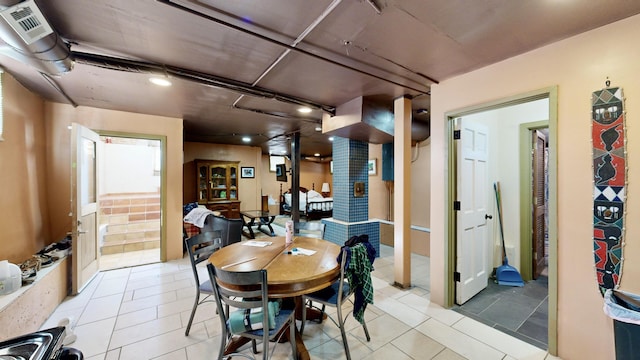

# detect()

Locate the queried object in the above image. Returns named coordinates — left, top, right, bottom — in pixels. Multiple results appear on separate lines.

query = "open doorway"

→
left=448, top=90, right=557, bottom=351
left=97, top=135, right=163, bottom=270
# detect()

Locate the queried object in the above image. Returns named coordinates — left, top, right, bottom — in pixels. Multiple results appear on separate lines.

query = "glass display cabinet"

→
left=195, top=159, right=240, bottom=218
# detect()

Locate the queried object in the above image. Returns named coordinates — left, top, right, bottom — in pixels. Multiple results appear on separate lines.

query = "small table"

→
left=239, top=210, right=276, bottom=239
left=209, top=236, right=340, bottom=360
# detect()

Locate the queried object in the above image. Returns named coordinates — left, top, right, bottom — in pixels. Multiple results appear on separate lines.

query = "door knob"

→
left=485, top=214, right=493, bottom=220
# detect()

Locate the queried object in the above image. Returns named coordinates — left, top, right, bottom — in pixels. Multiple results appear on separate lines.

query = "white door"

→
left=71, top=123, right=100, bottom=294
left=455, top=119, right=490, bottom=305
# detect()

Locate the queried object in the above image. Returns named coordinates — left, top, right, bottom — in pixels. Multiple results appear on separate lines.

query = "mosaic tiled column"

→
left=322, top=137, right=379, bottom=255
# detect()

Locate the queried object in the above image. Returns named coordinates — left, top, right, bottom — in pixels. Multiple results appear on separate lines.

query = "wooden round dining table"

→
left=208, top=236, right=341, bottom=360
left=208, top=236, right=341, bottom=297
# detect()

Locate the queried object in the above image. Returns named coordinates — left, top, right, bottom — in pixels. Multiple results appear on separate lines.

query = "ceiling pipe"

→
left=40, top=72, right=77, bottom=107
left=71, top=51, right=335, bottom=114
left=156, top=0, right=436, bottom=93
left=232, top=0, right=342, bottom=109
left=0, top=0, right=72, bottom=74
left=365, top=0, right=382, bottom=14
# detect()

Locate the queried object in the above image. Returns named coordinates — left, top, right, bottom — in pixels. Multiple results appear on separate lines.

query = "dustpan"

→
left=493, top=182, right=524, bottom=287
left=496, top=261, right=525, bottom=287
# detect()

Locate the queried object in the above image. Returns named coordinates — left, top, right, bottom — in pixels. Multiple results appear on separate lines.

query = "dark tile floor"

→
left=453, top=275, right=549, bottom=350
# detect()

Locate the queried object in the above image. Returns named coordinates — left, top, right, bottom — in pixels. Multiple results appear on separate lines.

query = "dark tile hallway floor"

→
left=453, top=275, right=549, bottom=350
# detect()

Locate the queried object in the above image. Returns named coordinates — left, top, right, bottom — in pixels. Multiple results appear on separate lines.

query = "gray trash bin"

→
left=604, top=289, right=640, bottom=360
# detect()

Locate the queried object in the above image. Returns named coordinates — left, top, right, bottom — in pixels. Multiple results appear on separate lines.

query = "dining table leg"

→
left=295, top=296, right=327, bottom=322
left=223, top=336, right=251, bottom=355
left=292, top=325, right=308, bottom=360
left=286, top=296, right=329, bottom=360
left=225, top=297, right=319, bottom=360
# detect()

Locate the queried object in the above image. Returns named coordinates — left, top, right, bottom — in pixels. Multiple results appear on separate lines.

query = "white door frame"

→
left=445, top=86, right=558, bottom=354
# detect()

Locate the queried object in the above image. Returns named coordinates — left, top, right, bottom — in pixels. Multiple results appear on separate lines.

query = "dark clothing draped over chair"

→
left=301, top=235, right=373, bottom=360
left=337, top=234, right=376, bottom=324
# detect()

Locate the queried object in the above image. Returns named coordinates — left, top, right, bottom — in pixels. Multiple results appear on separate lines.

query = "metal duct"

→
left=323, top=95, right=430, bottom=144
left=0, top=0, right=72, bottom=74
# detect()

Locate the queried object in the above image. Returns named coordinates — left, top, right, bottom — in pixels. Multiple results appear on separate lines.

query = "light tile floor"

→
left=41, top=244, right=560, bottom=360
left=100, top=249, right=161, bottom=271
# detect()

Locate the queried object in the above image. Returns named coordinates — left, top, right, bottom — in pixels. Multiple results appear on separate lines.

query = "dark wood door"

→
left=532, top=130, right=547, bottom=279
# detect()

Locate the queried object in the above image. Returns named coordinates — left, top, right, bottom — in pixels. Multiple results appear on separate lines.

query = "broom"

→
left=494, top=182, right=524, bottom=287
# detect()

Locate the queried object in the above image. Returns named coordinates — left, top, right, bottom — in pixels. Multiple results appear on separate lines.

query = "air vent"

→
left=0, top=0, right=53, bottom=45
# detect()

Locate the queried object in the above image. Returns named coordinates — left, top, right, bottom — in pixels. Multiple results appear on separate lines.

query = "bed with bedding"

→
left=279, top=184, right=333, bottom=220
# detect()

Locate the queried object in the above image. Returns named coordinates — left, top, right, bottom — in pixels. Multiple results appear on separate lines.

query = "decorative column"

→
left=393, top=96, right=412, bottom=288
left=322, top=137, right=380, bottom=254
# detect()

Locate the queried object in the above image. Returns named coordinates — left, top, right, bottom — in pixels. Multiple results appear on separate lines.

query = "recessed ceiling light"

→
left=328, top=137, right=334, bottom=141
left=314, top=153, right=320, bottom=157
left=149, top=77, right=172, bottom=87
left=315, top=126, right=322, bottom=131
left=242, top=137, right=251, bottom=143
left=297, top=107, right=312, bottom=113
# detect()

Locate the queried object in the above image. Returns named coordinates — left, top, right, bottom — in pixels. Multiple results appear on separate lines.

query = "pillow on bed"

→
left=307, top=190, right=323, bottom=199
left=283, top=192, right=305, bottom=204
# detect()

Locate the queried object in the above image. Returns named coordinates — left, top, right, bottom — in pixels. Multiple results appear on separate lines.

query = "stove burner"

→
left=0, top=343, right=39, bottom=359
left=0, top=327, right=65, bottom=360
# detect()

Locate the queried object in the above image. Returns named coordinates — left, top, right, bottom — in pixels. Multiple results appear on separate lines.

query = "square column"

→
left=323, top=137, right=379, bottom=255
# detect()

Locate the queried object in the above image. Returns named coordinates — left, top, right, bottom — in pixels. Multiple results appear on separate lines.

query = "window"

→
left=269, top=155, right=285, bottom=172
left=153, top=145, right=161, bottom=176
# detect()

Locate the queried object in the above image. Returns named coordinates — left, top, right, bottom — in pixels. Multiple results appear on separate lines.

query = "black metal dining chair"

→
left=207, top=263, right=296, bottom=360
left=300, top=246, right=371, bottom=360
left=183, top=230, right=222, bottom=336
left=202, top=214, right=243, bottom=246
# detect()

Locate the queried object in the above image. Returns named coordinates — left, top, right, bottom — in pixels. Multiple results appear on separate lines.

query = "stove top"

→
left=0, top=327, right=66, bottom=360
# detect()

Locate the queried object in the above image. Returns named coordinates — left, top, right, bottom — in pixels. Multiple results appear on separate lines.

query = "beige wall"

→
left=368, top=144, right=387, bottom=220
left=183, top=142, right=263, bottom=211
left=45, top=103, right=184, bottom=260
left=369, top=140, right=431, bottom=257
left=430, top=14, right=640, bottom=360
left=0, top=74, right=50, bottom=264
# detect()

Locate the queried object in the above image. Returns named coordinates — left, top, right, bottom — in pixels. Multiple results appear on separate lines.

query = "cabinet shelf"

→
left=195, top=159, right=241, bottom=219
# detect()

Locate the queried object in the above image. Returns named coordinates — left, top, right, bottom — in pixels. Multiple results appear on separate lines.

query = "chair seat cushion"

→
left=247, top=308, right=295, bottom=337
left=305, top=280, right=350, bottom=305
left=228, top=301, right=280, bottom=334
left=199, top=280, right=213, bottom=293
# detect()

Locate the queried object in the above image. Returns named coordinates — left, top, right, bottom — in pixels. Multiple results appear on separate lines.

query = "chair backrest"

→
left=206, top=263, right=271, bottom=338
left=185, top=231, right=222, bottom=284
left=336, top=247, right=350, bottom=301
left=226, top=218, right=243, bottom=245
left=295, top=222, right=326, bottom=239
left=207, top=264, right=268, bottom=309
left=201, top=214, right=219, bottom=233
left=202, top=215, right=243, bottom=246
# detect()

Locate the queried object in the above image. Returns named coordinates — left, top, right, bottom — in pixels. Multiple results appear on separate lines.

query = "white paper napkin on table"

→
left=292, top=247, right=316, bottom=256
left=243, top=240, right=273, bottom=247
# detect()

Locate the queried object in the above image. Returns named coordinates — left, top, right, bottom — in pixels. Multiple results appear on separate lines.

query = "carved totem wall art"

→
left=592, top=86, right=626, bottom=295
